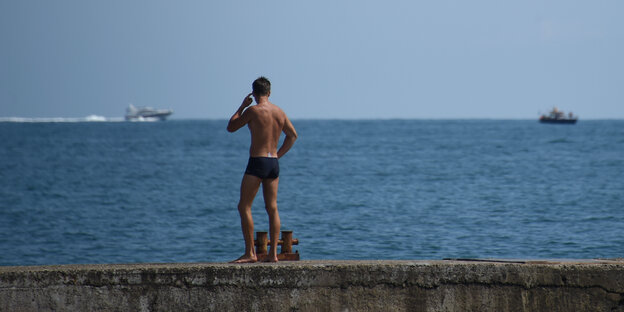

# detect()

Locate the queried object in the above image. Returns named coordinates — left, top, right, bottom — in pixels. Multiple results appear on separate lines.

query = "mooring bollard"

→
left=255, top=231, right=269, bottom=255
left=281, top=231, right=293, bottom=254
left=254, top=230, right=300, bottom=261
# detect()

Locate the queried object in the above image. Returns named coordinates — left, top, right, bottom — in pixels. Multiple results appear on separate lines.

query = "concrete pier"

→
left=1, top=259, right=623, bottom=311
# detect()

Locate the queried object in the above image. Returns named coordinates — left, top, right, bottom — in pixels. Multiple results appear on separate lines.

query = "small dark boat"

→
left=539, top=107, right=577, bottom=124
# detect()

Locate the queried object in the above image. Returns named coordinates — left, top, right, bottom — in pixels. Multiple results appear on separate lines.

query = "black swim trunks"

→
left=245, top=157, right=280, bottom=179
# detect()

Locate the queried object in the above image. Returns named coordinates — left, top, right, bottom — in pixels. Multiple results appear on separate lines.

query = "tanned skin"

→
left=227, top=90, right=297, bottom=263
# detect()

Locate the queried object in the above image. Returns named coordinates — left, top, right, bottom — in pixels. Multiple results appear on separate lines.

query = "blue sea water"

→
left=0, top=119, right=623, bottom=265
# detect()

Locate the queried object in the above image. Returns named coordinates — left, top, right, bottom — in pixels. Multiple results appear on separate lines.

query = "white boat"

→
left=125, top=104, right=173, bottom=121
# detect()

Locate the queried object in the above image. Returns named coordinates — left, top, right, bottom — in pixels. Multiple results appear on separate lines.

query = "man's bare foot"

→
left=261, top=255, right=279, bottom=263
left=230, top=255, right=257, bottom=263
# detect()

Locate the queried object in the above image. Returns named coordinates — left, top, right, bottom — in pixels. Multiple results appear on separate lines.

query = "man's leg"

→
left=262, top=177, right=280, bottom=262
left=231, top=174, right=261, bottom=263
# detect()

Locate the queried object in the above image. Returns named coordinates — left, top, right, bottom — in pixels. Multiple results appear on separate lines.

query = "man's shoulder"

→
left=243, top=105, right=260, bottom=116
left=268, top=102, right=286, bottom=115
left=254, top=102, right=284, bottom=116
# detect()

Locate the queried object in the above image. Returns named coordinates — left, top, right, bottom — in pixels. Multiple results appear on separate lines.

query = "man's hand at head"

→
left=228, top=93, right=255, bottom=133
left=241, top=93, right=253, bottom=108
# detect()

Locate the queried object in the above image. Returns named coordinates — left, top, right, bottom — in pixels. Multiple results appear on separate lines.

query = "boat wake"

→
left=0, top=115, right=125, bottom=123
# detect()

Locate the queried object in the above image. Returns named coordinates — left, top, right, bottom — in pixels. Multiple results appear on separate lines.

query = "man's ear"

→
left=268, top=91, right=271, bottom=97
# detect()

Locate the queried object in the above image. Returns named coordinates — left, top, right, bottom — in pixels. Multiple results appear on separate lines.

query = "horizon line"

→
left=2, top=116, right=623, bottom=123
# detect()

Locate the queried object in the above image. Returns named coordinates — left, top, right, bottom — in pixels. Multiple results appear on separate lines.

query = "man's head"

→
left=252, top=77, right=271, bottom=97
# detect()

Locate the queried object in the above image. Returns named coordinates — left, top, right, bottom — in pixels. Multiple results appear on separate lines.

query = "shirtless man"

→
left=226, top=77, right=297, bottom=263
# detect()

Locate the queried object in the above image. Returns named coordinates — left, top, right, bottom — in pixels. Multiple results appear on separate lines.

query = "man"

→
left=226, top=77, right=297, bottom=263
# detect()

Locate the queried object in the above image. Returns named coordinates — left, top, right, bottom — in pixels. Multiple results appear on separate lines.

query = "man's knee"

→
left=238, top=202, right=252, bottom=213
left=264, top=202, right=278, bottom=214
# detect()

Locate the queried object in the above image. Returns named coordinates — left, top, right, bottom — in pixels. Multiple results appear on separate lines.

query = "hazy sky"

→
left=1, top=1, right=623, bottom=119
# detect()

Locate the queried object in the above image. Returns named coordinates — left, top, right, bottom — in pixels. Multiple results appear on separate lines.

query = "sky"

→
left=1, top=1, right=623, bottom=119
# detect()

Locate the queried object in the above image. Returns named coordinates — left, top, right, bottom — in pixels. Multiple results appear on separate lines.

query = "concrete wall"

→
left=1, top=259, right=623, bottom=312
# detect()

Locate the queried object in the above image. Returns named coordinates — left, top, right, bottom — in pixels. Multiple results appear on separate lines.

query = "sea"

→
left=1, top=119, right=622, bottom=266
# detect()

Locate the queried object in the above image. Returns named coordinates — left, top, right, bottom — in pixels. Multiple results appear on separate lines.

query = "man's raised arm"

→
left=227, top=93, right=253, bottom=133
left=277, top=117, right=297, bottom=159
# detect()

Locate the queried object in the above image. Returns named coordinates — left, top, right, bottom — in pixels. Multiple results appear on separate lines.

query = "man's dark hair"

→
left=252, top=77, right=271, bottom=96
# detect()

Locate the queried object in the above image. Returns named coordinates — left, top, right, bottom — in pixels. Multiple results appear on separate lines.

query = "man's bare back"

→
left=226, top=77, right=297, bottom=263
left=227, top=94, right=296, bottom=159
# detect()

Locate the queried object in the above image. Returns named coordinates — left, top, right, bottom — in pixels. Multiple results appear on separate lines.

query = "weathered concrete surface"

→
left=1, top=259, right=624, bottom=312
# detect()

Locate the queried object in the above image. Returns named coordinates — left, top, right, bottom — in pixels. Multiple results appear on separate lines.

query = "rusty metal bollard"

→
left=281, top=230, right=293, bottom=254
left=254, top=230, right=300, bottom=261
left=255, top=231, right=268, bottom=255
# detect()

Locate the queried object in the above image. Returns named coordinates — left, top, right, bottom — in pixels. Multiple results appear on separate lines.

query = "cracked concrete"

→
left=1, top=259, right=623, bottom=311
